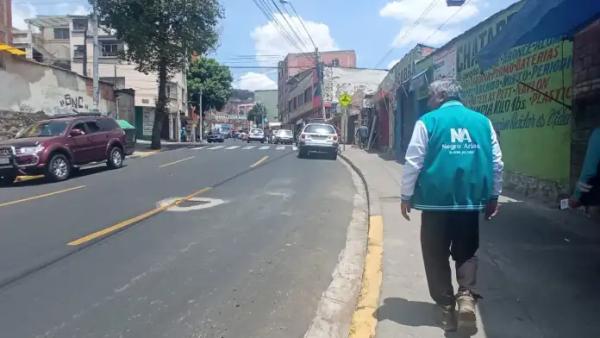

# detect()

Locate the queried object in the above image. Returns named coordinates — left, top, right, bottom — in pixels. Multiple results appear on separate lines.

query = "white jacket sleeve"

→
left=401, top=120, right=428, bottom=200
left=490, top=120, right=504, bottom=198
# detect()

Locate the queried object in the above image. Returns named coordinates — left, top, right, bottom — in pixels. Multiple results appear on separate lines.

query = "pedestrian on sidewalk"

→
left=570, top=128, right=600, bottom=209
left=400, top=79, right=504, bottom=333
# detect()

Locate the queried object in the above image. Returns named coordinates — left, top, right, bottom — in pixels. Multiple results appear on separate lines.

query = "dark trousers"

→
left=420, top=211, right=479, bottom=306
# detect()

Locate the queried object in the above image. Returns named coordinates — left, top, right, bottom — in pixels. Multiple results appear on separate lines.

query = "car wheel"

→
left=46, top=153, right=71, bottom=182
left=107, top=146, right=124, bottom=169
left=298, top=149, right=307, bottom=158
left=0, top=172, right=16, bottom=186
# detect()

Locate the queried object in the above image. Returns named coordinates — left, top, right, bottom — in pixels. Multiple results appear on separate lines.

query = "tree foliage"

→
left=187, top=58, right=233, bottom=112
left=247, top=102, right=267, bottom=123
left=230, top=89, right=254, bottom=101
left=92, top=0, right=223, bottom=149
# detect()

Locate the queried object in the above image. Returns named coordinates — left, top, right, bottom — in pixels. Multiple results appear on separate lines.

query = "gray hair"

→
left=429, top=79, right=463, bottom=100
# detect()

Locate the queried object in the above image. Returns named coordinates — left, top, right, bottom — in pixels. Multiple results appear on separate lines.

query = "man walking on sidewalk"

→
left=400, top=79, right=504, bottom=333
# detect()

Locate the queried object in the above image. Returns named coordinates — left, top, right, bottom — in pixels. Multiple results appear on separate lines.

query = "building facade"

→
left=254, top=89, right=278, bottom=123
left=16, top=15, right=187, bottom=140
left=278, top=50, right=356, bottom=124
left=0, top=0, right=11, bottom=44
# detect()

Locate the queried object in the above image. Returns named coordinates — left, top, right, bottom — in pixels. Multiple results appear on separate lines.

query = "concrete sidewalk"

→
left=341, top=147, right=600, bottom=338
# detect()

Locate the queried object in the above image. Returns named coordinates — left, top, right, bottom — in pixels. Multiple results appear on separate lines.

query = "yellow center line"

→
left=250, top=156, right=269, bottom=168
left=67, top=187, right=212, bottom=246
left=0, top=185, right=86, bottom=208
left=159, top=156, right=195, bottom=168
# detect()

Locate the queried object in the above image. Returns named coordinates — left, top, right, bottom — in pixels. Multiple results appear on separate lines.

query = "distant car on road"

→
left=247, top=128, right=265, bottom=143
left=207, top=130, right=225, bottom=143
left=273, top=129, right=294, bottom=144
left=297, top=123, right=339, bottom=160
left=0, top=115, right=127, bottom=185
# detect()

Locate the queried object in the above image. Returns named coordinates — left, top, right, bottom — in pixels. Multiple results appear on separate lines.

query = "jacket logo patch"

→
left=450, top=128, right=472, bottom=143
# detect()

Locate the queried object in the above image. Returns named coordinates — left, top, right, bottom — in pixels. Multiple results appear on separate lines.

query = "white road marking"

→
left=292, top=146, right=298, bottom=151
left=192, top=147, right=205, bottom=150
left=259, top=146, right=270, bottom=150
left=226, top=146, right=240, bottom=150
left=158, top=197, right=227, bottom=212
left=243, top=146, right=256, bottom=150
left=276, top=146, right=286, bottom=150
left=208, top=145, right=224, bottom=150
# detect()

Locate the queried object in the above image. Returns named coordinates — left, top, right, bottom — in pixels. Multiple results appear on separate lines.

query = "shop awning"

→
left=0, top=44, right=26, bottom=56
left=478, top=0, right=600, bottom=70
left=117, top=119, right=135, bottom=130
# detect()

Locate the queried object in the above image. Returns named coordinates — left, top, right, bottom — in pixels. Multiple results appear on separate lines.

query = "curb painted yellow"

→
left=348, top=215, right=384, bottom=338
left=132, top=150, right=160, bottom=158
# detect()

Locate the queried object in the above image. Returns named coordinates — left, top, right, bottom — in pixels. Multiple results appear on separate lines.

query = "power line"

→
left=281, top=0, right=316, bottom=50
left=424, top=0, right=473, bottom=44
left=251, top=0, right=305, bottom=52
left=268, top=0, right=310, bottom=51
left=373, top=0, right=439, bottom=68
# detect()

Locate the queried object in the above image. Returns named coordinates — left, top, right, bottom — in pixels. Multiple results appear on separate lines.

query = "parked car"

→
left=274, top=129, right=294, bottom=144
left=238, top=131, right=248, bottom=141
left=207, top=130, right=225, bottom=143
left=247, top=128, right=265, bottom=143
left=297, top=123, right=339, bottom=160
left=0, top=115, right=127, bottom=185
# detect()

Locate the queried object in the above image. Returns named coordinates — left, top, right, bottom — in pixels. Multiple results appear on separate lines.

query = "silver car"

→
left=297, top=123, right=339, bottom=160
left=274, top=129, right=294, bottom=144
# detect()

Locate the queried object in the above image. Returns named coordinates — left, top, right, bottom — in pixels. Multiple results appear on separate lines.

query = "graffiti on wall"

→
left=59, top=94, right=89, bottom=111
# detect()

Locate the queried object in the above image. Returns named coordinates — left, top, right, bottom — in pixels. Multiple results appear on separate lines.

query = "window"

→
left=71, top=123, right=87, bottom=135
left=101, top=42, right=120, bottom=57
left=84, top=121, right=101, bottom=134
left=97, top=118, right=119, bottom=132
left=74, top=45, right=85, bottom=58
left=54, top=28, right=70, bottom=40
left=288, top=100, right=292, bottom=112
left=304, top=124, right=336, bottom=134
left=331, top=58, right=340, bottom=67
left=304, top=87, right=311, bottom=103
left=73, top=19, right=88, bottom=31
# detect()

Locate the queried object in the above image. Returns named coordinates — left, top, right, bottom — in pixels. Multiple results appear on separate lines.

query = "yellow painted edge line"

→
left=159, top=156, right=195, bottom=168
left=0, top=185, right=86, bottom=208
left=249, top=155, right=269, bottom=168
left=348, top=215, right=384, bottom=338
left=14, top=175, right=45, bottom=183
left=67, top=187, right=211, bottom=246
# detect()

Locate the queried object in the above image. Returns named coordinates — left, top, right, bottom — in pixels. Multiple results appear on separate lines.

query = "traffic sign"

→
left=339, top=93, right=352, bottom=108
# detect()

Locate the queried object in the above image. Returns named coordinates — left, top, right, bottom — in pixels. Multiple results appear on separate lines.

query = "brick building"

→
left=278, top=50, right=356, bottom=124
left=0, top=0, right=12, bottom=44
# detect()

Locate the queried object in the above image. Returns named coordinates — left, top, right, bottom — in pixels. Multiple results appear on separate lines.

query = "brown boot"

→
left=456, top=290, right=477, bottom=334
left=439, top=304, right=457, bottom=332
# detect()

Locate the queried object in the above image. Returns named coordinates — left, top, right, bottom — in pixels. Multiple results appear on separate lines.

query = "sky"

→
left=12, top=0, right=520, bottom=91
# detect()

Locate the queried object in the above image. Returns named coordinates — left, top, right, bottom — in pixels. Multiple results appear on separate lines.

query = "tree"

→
left=230, top=89, right=254, bottom=101
left=247, top=103, right=267, bottom=127
left=93, top=0, right=223, bottom=149
left=187, top=58, right=233, bottom=113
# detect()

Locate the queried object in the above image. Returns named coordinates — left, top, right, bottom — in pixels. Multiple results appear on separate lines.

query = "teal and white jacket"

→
left=401, top=100, right=504, bottom=211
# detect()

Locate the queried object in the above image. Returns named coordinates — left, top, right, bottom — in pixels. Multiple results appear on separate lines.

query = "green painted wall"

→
left=254, top=90, right=279, bottom=122
left=450, top=4, right=573, bottom=185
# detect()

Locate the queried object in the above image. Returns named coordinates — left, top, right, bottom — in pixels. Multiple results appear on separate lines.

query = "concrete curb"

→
left=340, top=152, right=384, bottom=338
left=303, top=158, right=369, bottom=338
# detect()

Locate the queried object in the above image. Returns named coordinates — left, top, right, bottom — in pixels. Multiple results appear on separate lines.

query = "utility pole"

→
left=92, top=0, right=100, bottom=112
left=315, top=48, right=325, bottom=120
left=198, top=88, right=203, bottom=142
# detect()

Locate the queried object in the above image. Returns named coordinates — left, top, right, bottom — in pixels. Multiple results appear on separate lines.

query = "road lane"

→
left=0, top=144, right=294, bottom=285
left=0, top=145, right=355, bottom=338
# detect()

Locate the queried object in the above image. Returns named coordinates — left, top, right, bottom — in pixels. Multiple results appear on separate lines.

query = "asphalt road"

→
left=0, top=139, right=357, bottom=338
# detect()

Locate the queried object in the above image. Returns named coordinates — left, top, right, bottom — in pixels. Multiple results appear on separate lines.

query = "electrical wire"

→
left=268, top=0, right=310, bottom=51
left=423, top=0, right=473, bottom=45
left=281, top=0, right=316, bottom=50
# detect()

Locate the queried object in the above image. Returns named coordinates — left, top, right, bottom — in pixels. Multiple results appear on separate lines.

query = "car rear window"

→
left=251, top=128, right=262, bottom=133
left=304, top=125, right=335, bottom=134
left=280, top=130, right=292, bottom=136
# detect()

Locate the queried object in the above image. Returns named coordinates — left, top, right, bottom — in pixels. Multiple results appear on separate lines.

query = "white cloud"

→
left=380, top=0, right=481, bottom=48
left=235, top=72, right=277, bottom=91
left=12, top=3, right=37, bottom=30
left=251, top=13, right=337, bottom=66
left=72, top=5, right=91, bottom=16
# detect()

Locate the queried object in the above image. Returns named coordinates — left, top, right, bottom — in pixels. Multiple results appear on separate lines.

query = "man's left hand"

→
left=485, top=199, right=499, bottom=220
left=401, top=200, right=412, bottom=221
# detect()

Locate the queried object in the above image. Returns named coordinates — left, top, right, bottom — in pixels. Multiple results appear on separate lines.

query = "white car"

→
left=297, top=123, right=339, bottom=159
left=247, top=128, right=265, bottom=143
